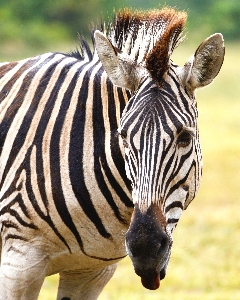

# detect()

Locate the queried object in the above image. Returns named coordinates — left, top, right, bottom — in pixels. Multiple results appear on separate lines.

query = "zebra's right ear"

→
left=94, top=30, right=143, bottom=91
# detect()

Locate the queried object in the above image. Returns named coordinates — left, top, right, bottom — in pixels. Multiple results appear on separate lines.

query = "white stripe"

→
left=0, top=54, right=75, bottom=197
left=30, top=145, right=48, bottom=215
left=59, top=58, right=101, bottom=246
left=0, top=53, right=53, bottom=123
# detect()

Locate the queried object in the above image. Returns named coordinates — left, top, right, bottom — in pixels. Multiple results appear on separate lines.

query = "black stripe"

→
left=167, top=218, right=178, bottom=224
left=8, top=208, right=37, bottom=230
left=50, top=63, right=88, bottom=249
left=0, top=193, right=35, bottom=228
left=107, top=79, right=132, bottom=206
left=125, top=152, right=135, bottom=183
left=161, top=96, right=183, bottom=130
left=164, top=147, right=193, bottom=192
left=69, top=64, right=111, bottom=239
left=165, top=201, right=183, bottom=213
left=0, top=58, right=40, bottom=104
left=120, top=79, right=153, bottom=126
left=92, top=71, right=128, bottom=223
left=147, top=114, right=158, bottom=196
left=26, top=59, right=85, bottom=251
left=4, top=234, right=28, bottom=242
left=155, top=117, right=175, bottom=193
left=117, top=86, right=130, bottom=113
left=161, top=82, right=191, bottom=125
left=0, top=58, right=42, bottom=156
left=168, top=71, right=191, bottom=116
left=0, top=61, right=18, bottom=80
left=33, top=58, right=82, bottom=212
left=165, top=165, right=194, bottom=200
left=1, top=221, right=18, bottom=230
left=0, top=54, right=61, bottom=189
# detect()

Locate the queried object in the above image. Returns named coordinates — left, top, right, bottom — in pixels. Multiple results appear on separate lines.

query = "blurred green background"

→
left=0, top=0, right=239, bottom=59
left=0, top=1, right=239, bottom=299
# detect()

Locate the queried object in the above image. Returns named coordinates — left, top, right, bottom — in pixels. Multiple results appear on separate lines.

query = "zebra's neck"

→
left=78, top=62, right=132, bottom=203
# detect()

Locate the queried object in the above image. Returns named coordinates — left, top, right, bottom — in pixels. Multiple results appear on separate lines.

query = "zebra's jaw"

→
left=125, top=203, right=172, bottom=290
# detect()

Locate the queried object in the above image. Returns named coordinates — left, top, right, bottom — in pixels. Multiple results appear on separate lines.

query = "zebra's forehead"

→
left=119, top=78, right=197, bottom=133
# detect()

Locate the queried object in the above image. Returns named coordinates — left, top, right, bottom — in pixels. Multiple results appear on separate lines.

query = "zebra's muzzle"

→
left=125, top=203, right=171, bottom=290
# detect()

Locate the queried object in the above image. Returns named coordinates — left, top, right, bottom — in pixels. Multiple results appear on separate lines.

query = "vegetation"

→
left=0, top=0, right=239, bottom=56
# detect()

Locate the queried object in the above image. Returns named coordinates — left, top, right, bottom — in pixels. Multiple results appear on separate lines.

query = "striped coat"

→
left=0, top=7, right=224, bottom=300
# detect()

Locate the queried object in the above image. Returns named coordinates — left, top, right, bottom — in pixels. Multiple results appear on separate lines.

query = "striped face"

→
left=118, top=68, right=202, bottom=289
left=118, top=68, right=202, bottom=234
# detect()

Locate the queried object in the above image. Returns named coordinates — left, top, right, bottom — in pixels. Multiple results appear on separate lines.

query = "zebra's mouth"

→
left=140, top=267, right=166, bottom=290
left=141, top=273, right=160, bottom=290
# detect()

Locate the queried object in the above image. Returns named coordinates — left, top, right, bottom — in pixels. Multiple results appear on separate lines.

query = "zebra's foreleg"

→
left=0, top=241, right=49, bottom=300
left=57, top=263, right=118, bottom=300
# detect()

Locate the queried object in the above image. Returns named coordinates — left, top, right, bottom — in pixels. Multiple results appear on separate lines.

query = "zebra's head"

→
left=95, top=8, right=224, bottom=290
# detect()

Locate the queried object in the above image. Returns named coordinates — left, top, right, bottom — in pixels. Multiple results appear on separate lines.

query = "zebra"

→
left=0, top=7, right=224, bottom=300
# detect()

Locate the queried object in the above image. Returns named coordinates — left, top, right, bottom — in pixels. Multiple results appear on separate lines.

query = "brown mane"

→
left=107, top=7, right=187, bottom=83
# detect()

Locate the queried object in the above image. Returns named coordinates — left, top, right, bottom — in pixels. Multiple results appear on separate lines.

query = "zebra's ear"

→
left=182, top=33, right=225, bottom=90
left=94, top=30, right=142, bottom=91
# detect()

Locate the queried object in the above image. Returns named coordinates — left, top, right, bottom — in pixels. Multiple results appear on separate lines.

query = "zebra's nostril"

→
left=160, top=268, right=166, bottom=280
left=156, top=237, right=169, bottom=257
left=182, top=185, right=189, bottom=191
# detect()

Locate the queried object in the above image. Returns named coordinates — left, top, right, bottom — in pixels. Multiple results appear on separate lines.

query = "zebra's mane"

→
left=107, top=7, right=187, bottom=82
left=69, top=7, right=187, bottom=83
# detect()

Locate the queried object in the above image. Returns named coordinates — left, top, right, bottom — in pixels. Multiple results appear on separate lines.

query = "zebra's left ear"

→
left=181, top=33, right=225, bottom=90
left=94, top=30, right=143, bottom=91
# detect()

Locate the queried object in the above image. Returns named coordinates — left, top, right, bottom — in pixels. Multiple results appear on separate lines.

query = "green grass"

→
left=2, top=40, right=239, bottom=300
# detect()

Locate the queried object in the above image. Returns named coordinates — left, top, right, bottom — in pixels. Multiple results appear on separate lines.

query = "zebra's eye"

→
left=177, top=131, right=192, bottom=148
left=118, top=129, right=129, bottom=148
left=120, top=130, right=127, bottom=139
